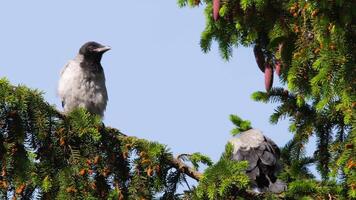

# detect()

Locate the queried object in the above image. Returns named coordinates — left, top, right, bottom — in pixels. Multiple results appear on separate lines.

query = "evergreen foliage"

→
left=0, top=0, right=355, bottom=199
left=178, top=0, right=355, bottom=199
left=190, top=143, right=250, bottom=200
left=229, top=114, right=252, bottom=136
left=0, top=76, right=352, bottom=199
left=0, top=78, right=211, bottom=199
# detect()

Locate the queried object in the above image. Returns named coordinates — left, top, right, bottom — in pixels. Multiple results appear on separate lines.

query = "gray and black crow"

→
left=58, top=41, right=111, bottom=117
left=229, top=129, right=287, bottom=193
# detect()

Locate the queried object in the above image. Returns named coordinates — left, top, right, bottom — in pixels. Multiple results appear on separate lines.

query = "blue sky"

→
left=0, top=1, right=316, bottom=178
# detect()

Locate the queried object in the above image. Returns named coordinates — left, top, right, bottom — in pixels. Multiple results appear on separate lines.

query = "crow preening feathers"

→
left=229, top=129, right=287, bottom=193
left=58, top=41, right=110, bottom=117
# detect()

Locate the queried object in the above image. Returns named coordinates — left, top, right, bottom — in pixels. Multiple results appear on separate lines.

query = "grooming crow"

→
left=58, top=41, right=110, bottom=117
left=229, top=129, right=286, bottom=193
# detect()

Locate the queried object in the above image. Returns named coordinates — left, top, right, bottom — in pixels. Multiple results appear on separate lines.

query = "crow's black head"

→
left=79, top=41, right=111, bottom=63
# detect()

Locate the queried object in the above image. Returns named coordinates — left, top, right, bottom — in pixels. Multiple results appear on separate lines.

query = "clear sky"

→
left=0, top=1, right=316, bottom=178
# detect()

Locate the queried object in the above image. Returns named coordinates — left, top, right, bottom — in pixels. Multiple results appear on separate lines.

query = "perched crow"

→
left=58, top=41, right=110, bottom=117
left=229, top=129, right=287, bottom=193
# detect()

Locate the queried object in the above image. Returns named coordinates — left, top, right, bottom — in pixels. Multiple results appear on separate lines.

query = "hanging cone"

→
left=253, top=45, right=265, bottom=73
left=213, top=0, right=220, bottom=21
left=275, top=60, right=281, bottom=76
left=264, top=63, right=274, bottom=92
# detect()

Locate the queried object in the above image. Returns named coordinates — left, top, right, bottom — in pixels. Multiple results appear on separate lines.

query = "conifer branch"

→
left=169, top=155, right=202, bottom=181
left=53, top=109, right=203, bottom=181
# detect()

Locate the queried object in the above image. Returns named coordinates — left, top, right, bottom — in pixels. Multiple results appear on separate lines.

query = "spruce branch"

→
left=170, top=155, right=203, bottom=181
left=54, top=108, right=204, bottom=182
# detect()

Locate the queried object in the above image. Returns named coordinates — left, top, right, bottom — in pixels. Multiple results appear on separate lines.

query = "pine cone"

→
left=253, top=45, right=265, bottom=73
left=213, top=0, right=220, bottom=21
left=264, top=63, right=274, bottom=92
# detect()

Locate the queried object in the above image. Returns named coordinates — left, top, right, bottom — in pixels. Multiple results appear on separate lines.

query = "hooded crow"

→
left=229, top=129, right=287, bottom=193
left=58, top=41, right=111, bottom=117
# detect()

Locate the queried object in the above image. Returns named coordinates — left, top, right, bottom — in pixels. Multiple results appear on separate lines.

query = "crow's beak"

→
left=94, top=45, right=111, bottom=53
